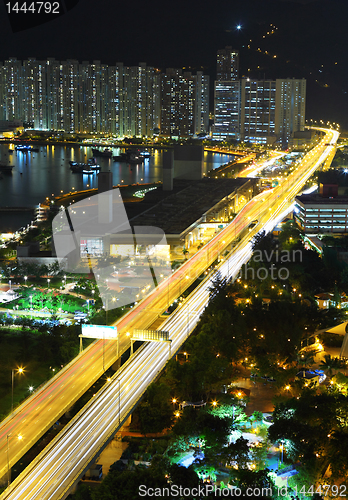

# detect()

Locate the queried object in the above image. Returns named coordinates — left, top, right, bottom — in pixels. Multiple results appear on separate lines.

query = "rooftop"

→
left=296, top=193, right=348, bottom=205
left=125, top=177, right=252, bottom=236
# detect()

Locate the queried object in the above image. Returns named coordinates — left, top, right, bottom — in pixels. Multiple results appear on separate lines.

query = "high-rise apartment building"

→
left=216, top=47, right=239, bottom=81
left=1, top=58, right=24, bottom=122
left=275, top=79, right=306, bottom=146
left=241, top=79, right=277, bottom=143
left=0, top=59, right=164, bottom=137
left=194, top=71, right=210, bottom=135
left=213, top=81, right=240, bottom=140
left=213, top=45, right=306, bottom=144
left=161, top=69, right=195, bottom=137
left=118, top=63, right=161, bottom=138
left=161, top=69, right=209, bottom=138
left=213, top=77, right=306, bottom=144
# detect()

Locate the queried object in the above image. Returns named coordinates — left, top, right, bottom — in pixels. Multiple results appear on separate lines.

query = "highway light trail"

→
left=0, top=128, right=339, bottom=500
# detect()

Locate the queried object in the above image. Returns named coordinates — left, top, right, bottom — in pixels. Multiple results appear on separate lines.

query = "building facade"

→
left=213, top=80, right=240, bottom=140
left=241, top=79, right=277, bottom=143
left=216, top=47, right=239, bottom=81
left=161, top=69, right=209, bottom=138
left=213, top=75, right=306, bottom=144
left=0, top=58, right=207, bottom=138
left=295, top=194, right=348, bottom=234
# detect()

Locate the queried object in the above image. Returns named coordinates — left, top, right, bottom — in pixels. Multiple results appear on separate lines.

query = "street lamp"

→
left=11, top=367, right=24, bottom=414
left=47, top=278, right=50, bottom=290
left=24, top=276, right=27, bottom=287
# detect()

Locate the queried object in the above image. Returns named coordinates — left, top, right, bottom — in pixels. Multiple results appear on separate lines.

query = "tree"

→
left=251, top=231, right=276, bottom=254
left=319, top=354, right=343, bottom=378
left=70, top=484, right=93, bottom=500
left=269, top=391, right=348, bottom=483
left=93, top=467, right=168, bottom=500
left=168, top=463, right=200, bottom=491
left=182, top=247, right=189, bottom=260
left=222, top=437, right=249, bottom=468
left=230, top=469, right=277, bottom=499
left=250, top=411, right=264, bottom=429
left=207, top=271, right=228, bottom=301
left=136, top=382, right=173, bottom=435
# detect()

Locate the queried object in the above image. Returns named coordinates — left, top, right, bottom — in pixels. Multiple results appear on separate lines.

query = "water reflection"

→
left=0, top=144, right=232, bottom=230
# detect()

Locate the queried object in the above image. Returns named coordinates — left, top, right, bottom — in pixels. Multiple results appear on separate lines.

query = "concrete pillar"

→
left=173, top=145, right=203, bottom=180
left=98, top=172, right=113, bottom=224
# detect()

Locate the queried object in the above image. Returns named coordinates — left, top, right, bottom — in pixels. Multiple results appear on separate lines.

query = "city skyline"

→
left=0, top=0, right=347, bottom=126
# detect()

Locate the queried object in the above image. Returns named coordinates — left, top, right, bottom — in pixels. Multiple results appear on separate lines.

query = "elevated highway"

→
left=0, top=128, right=339, bottom=499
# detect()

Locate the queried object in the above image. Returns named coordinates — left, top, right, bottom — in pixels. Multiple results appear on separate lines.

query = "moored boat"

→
left=70, top=162, right=99, bottom=174
left=69, top=160, right=100, bottom=171
left=15, top=145, right=39, bottom=152
left=91, top=148, right=112, bottom=157
left=113, top=150, right=144, bottom=163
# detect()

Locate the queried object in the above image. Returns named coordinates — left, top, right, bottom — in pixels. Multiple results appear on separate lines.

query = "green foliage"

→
left=68, top=484, right=93, bottom=500
left=223, top=436, right=249, bottom=468
left=136, top=382, right=174, bottom=435
left=319, top=354, right=344, bottom=377
left=92, top=466, right=168, bottom=500
left=269, top=391, right=348, bottom=483
left=168, top=463, right=200, bottom=490
left=230, top=468, right=277, bottom=499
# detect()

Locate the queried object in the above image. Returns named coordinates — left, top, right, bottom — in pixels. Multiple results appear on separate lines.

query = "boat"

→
left=113, top=150, right=144, bottom=163
left=15, top=144, right=39, bottom=152
left=91, top=148, right=112, bottom=158
left=87, top=157, right=100, bottom=169
left=140, top=150, right=151, bottom=158
left=127, top=152, right=145, bottom=164
left=70, top=162, right=100, bottom=174
left=70, top=164, right=95, bottom=174
left=69, top=160, right=100, bottom=171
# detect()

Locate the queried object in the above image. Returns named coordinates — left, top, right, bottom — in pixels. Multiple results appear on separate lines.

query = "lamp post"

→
left=11, top=367, right=24, bottom=414
left=47, top=278, right=50, bottom=290
left=24, top=276, right=27, bottom=287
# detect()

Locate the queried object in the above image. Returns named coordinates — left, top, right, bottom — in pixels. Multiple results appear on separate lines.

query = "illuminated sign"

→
left=133, top=329, right=169, bottom=341
left=81, top=324, right=117, bottom=340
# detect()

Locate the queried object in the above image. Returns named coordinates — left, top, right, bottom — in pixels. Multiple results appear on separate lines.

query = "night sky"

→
left=1, top=0, right=348, bottom=127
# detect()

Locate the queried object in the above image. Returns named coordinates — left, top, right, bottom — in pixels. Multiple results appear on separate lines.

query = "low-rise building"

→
left=295, top=193, right=348, bottom=234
